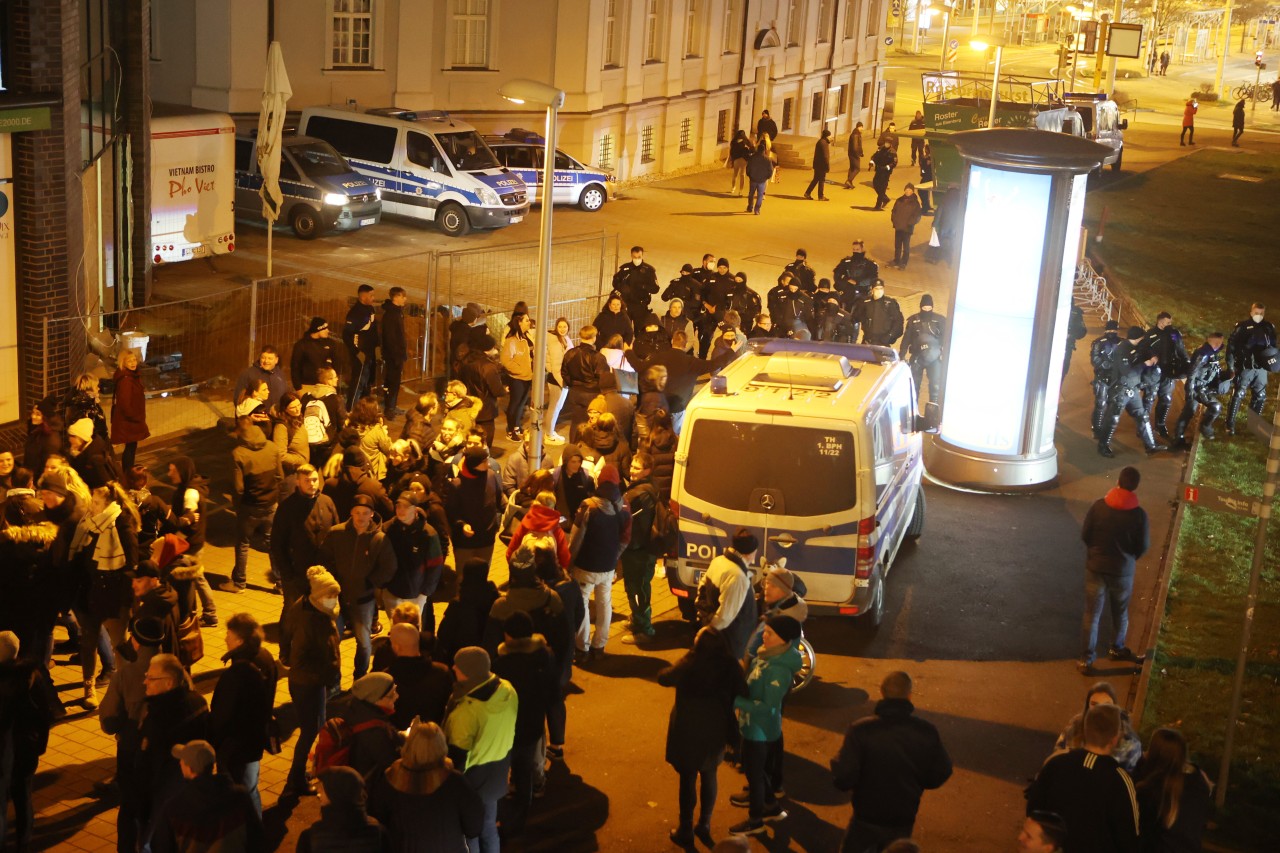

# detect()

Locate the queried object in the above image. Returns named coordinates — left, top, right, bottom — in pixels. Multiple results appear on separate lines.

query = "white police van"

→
left=1061, top=92, right=1126, bottom=172
left=234, top=135, right=382, bottom=239
left=485, top=130, right=611, bottom=211
left=297, top=107, right=529, bottom=236
left=665, top=339, right=930, bottom=626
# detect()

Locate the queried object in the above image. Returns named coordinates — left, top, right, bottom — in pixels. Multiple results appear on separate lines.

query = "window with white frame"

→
left=722, top=0, right=742, bottom=54
left=331, top=0, right=374, bottom=68
left=604, top=0, right=623, bottom=67
left=816, top=0, right=832, bottom=42
left=786, top=0, right=803, bottom=47
left=684, top=0, right=701, bottom=57
left=452, top=0, right=489, bottom=68
left=843, top=0, right=858, bottom=40
left=644, top=0, right=665, bottom=62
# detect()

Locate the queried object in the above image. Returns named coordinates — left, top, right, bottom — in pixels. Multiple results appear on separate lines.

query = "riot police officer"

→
left=784, top=249, right=817, bottom=294
left=813, top=279, right=854, bottom=342
left=833, top=240, right=879, bottom=309
left=1142, top=311, right=1191, bottom=438
left=1089, top=320, right=1123, bottom=439
left=772, top=275, right=814, bottom=338
left=1225, top=302, right=1277, bottom=434
left=1062, top=302, right=1087, bottom=379
left=854, top=280, right=904, bottom=347
left=899, top=294, right=947, bottom=405
left=1099, top=326, right=1164, bottom=458
left=1173, top=332, right=1229, bottom=447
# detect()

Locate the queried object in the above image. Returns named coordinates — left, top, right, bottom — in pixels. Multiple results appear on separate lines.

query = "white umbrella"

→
left=257, top=40, right=293, bottom=277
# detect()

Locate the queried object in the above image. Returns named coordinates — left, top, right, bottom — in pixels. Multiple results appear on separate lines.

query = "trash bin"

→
left=119, top=331, right=150, bottom=362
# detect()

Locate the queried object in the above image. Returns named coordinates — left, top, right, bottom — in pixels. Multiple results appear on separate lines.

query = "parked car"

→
left=486, top=130, right=611, bottom=212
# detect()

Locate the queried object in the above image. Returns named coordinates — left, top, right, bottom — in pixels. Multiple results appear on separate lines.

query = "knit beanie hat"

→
left=1127, top=326, right=1145, bottom=341
left=38, top=470, right=70, bottom=498
left=680, top=263, right=694, bottom=273
left=453, top=646, right=492, bottom=685
left=920, top=294, right=934, bottom=308
left=503, top=611, right=534, bottom=640
left=597, top=464, right=621, bottom=485
left=318, top=766, right=367, bottom=808
left=307, top=316, right=329, bottom=335
left=130, top=616, right=168, bottom=648
left=767, top=614, right=803, bottom=644
left=350, top=672, right=395, bottom=704
left=68, top=418, right=95, bottom=444
left=307, top=565, right=341, bottom=610
left=731, top=527, right=759, bottom=555
left=462, top=446, right=489, bottom=473
left=766, top=567, right=796, bottom=595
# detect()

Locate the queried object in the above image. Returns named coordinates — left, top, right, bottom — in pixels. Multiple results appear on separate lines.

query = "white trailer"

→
left=150, top=104, right=236, bottom=264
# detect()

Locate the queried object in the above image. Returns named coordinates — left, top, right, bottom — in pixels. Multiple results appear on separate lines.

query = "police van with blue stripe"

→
left=485, top=130, right=611, bottom=212
left=234, top=134, right=382, bottom=239
left=298, top=107, right=529, bottom=237
left=666, top=339, right=932, bottom=627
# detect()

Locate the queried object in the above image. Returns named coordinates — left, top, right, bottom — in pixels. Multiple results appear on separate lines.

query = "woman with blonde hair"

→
left=63, top=373, right=109, bottom=441
left=368, top=719, right=484, bottom=852
left=111, top=348, right=150, bottom=472
left=41, top=454, right=93, bottom=507
left=543, top=318, right=574, bottom=444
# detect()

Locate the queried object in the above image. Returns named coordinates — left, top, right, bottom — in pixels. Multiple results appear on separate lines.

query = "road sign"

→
left=1179, top=482, right=1260, bottom=518
left=950, top=39, right=959, bottom=49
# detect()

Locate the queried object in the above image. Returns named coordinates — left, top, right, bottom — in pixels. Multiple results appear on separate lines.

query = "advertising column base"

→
left=925, top=434, right=1058, bottom=492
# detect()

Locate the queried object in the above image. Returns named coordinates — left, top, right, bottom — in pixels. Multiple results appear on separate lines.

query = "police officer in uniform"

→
left=1142, top=312, right=1191, bottom=438
left=784, top=249, right=817, bottom=294
left=833, top=240, right=879, bottom=309
left=1099, top=326, right=1164, bottom=458
left=813, top=280, right=854, bottom=343
left=854, top=280, right=904, bottom=347
left=663, top=262, right=704, bottom=328
left=1089, top=320, right=1123, bottom=439
left=1062, top=302, right=1087, bottom=380
left=767, top=271, right=795, bottom=321
left=899, top=294, right=947, bottom=405
left=1173, top=332, right=1229, bottom=448
left=772, top=275, right=814, bottom=338
left=1225, top=302, right=1277, bottom=434
left=611, top=246, right=660, bottom=334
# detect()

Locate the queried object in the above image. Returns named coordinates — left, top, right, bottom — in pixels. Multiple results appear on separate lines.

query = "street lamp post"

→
left=971, top=34, right=1009, bottom=127
left=939, top=1, right=954, bottom=71
left=498, top=78, right=566, bottom=467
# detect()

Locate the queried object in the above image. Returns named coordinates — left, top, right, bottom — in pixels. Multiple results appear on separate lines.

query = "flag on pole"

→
left=257, top=41, right=293, bottom=225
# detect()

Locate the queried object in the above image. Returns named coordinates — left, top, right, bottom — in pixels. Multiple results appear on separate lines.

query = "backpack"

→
left=648, top=493, right=679, bottom=557
left=303, top=396, right=332, bottom=445
left=312, top=715, right=392, bottom=774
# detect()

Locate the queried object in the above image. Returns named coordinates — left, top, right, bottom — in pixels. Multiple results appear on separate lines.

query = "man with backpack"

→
left=620, top=453, right=662, bottom=644
left=695, top=528, right=760, bottom=660
left=302, top=367, right=346, bottom=465
left=315, top=672, right=401, bottom=782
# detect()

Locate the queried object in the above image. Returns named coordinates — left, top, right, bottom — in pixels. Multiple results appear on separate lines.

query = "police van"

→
left=234, top=135, right=382, bottom=239
left=485, top=130, right=611, bottom=211
left=297, top=107, right=530, bottom=236
left=665, top=339, right=930, bottom=626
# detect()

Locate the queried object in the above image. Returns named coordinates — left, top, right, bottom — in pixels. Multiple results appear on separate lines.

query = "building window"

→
left=680, top=117, right=693, bottom=151
left=862, top=81, right=873, bottom=109
left=866, top=0, right=880, bottom=37
left=843, top=0, right=858, bottom=39
left=331, top=0, right=374, bottom=68
left=717, top=109, right=730, bottom=143
left=604, top=0, right=623, bottom=67
left=786, top=0, right=803, bottom=47
left=600, top=133, right=614, bottom=170
left=722, top=0, right=742, bottom=54
left=816, top=0, right=832, bottom=43
left=782, top=97, right=794, bottom=131
left=811, top=91, right=824, bottom=123
left=684, top=0, right=701, bottom=57
left=641, top=124, right=655, bottom=162
left=839, top=83, right=849, bottom=114
left=451, top=0, right=489, bottom=68
left=644, top=0, right=665, bottom=62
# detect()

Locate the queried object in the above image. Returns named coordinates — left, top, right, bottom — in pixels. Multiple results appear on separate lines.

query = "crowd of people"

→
left=0, top=241, right=1228, bottom=853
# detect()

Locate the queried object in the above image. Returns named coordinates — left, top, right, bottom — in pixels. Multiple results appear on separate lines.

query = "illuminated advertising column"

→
left=925, top=129, right=1111, bottom=490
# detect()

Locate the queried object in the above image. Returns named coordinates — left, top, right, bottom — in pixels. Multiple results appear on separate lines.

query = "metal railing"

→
left=1073, top=256, right=1116, bottom=323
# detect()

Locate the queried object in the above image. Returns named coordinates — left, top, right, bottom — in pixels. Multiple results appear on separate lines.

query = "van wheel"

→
left=290, top=206, right=321, bottom=240
left=905, top=487, right=926, bottom=542
left=1110, top=150, right=1123, bottom=172
left=436, top=203, right=471, bottom=237
left=578, top=184, right=607, bottom=211
left=867, top=573, right=885, bottom=628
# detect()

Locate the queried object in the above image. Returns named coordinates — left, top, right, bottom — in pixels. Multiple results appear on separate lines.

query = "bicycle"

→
left=1231, top=82, right=1272, bottom=103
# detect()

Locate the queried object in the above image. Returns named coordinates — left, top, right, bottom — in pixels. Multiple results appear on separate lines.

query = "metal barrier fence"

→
left=41, top=232, right=616, bottom=440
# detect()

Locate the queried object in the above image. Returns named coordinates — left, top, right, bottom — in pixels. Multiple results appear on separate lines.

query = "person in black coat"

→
left=344, top=284, right=381, bottom=405
left=624, top=334, right=736, bottom=432
left=291, top=317, right=339, bottom=390
left=491, top=611, right=560, bottom=832
left=381, top=288, right=409, bottom=418
left=299, top=766, right=389, bottom=853
left=561, top=329, right=613, bottom=436
left=282, top=567, right=343, bottom=797
left=131, top=654, right=210, bottom=845
left=0, top=632, right=59, bottom=852
left=457, top=335, right=506, bottom=448
left=611, top=248, right=660, bottom=333
left=380, top=623, right=453, bottom=728
left=271, top=464, right=340, bottom=657
left=593, top=293, right=635, bottom=347
left=434, top=558, right=499, bottom=667
left=210, top=613, right=279, bottom=815
left=1079, top=466, right=1149, bottom=673
left=381, top=496, right=446, bottom=618
left=755, top=110, right=778, bottom=142
left=658, top=626, right=748, bottom=847
left=804, top=129, right=832, bottom=200
left=66, top=417, right=120, bottom=490
left=830, top=671, right=952, bottom=852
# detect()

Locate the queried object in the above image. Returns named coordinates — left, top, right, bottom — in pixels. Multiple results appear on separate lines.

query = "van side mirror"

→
left=1120, top=118, right=1129, bottom=130
left=915, top=402, right=940, bottom=433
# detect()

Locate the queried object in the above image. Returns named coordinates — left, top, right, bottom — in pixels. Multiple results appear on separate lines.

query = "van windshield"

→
left=288, top=140, right=353, bottom=178
left=683, top=420, right=857, bottom=517
left=438, top=131, right=500, bottom=172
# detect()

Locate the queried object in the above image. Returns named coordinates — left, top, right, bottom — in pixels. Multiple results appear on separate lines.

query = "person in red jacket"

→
left=111, top=349, right=150, bottom=473
left=506, top=491, right=570, bottom=570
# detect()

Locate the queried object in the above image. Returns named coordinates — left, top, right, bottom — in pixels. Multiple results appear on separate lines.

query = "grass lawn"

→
left=1086, top=147, right=1280, bottom=848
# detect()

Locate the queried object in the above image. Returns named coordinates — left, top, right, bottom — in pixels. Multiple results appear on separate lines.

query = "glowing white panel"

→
left=940, top=165, right=1052, bottom=454
left=1038, top=172, right=1089, bottom=453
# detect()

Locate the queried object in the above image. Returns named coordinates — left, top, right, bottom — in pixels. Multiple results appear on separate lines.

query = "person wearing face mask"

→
left=899, top=294, right=947, bottom=406
left=854, top=280, right=904, bottom=347
left=1225, top=302, right=1277, bottom=435
left=833, top=240, right=879, bottom=309
left=1099, top=327, right=1166, bottom=458
left=282, top=565, right=343, bottom=798
left=1172, top=332, right=1228, bottom=448
left=612, top=246, right=660, bottom=334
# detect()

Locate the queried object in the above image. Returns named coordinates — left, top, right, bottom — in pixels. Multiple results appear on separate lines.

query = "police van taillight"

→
left=854, top=515, right=876, bottom=579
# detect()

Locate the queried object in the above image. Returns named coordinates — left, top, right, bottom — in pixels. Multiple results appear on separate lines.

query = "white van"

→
left=150, top=104, right=236, bottom=263
left=665, top=339, right=930, bottom=626
left=1061, top=92, right=1127, bottom=171
left=297, top=107, right=529, bottom=236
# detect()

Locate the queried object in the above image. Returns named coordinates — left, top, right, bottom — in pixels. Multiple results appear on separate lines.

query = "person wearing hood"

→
left=66, top=416, right=119, bottom=489
left=368, top=720, right=482, bottom=853
left=458, top=334, right=506, bottom=448
left=224, top=418, right=283, bottom=593
left=483, top=545, right=569, bottom=660
left=577, top=411, right=631, bottom=479
left=435, top=559, right=500, bottom=667
left=326, top=446, right=396, bottom=521
left=729, top=615, right=804, bottom=837
left=292, top=316, right=339, bottom=391
left=443, top=446, right=503, bottom=568
left=1078, top=466, right=1149, bottom=675
left=324, top=495, right=397, bottom=681
left=633, top=312, right=672, bottom=363
left=612, top=246, right=660, bottom=334
left=724, top=272, right=762, bottom=334
left=506, top=487, right=571, bottom=570
left=660, top=299, right=696, bottom=355
left=380, top=287, right=409, bottom=418
left=382, top=492, right=445, bottom=620
left=568, top=464, right=632, bottom=661
left=210, top=613, right=279, bottom=815
left=444, top=646, right=518, bottom=853
left=110, top=348, right=150, bottom=473
left=492, top=611, right=559, bottom=831
left=282, top=566, right=343, bottom=798
left=552, top=445, right=593, bottom=524
left=663, top=264, right=704, bottom=327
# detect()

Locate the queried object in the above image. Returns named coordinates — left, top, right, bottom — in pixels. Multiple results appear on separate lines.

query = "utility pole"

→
left=1106, top=0, right=1123, bottom=95
left=1093, top=13, right=1110, bottom=91
left=1214, top=0, right=1234, bottom=98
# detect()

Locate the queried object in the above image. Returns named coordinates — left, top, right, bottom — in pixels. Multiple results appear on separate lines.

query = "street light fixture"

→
left=498, top=78, right=566, bottom=466
left=970, top=33, right=1009, bottom=129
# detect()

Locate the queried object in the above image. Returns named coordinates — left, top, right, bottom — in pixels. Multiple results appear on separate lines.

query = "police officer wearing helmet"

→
left=899, top=294, right=947, bottom=405
left=1173, top=332, right=1229, bottom=448
left=1141, top=312, right=1191, bottom=438
left=854, top=280, right=904, bottom=347
left=1225, top=302, right=1278, bottom=434
left=1089, top=320, right=1123, bottom=440
left=1099, top=326, right=1165, bottom=458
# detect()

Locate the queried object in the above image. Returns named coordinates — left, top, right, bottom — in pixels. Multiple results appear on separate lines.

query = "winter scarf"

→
left=70, top=501, right=127, bottom=570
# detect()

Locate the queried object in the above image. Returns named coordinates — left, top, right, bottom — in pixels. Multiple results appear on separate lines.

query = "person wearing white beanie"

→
left=281, top=566, right=342, bottom=798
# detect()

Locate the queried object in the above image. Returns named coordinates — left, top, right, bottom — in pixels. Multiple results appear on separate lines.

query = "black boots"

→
left=1098, top=421, right=1119, bottom=458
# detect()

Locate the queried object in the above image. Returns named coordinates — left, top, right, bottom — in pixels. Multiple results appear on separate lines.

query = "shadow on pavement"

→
left=921, top=708, right=1056, bottom=785
left=30, top=755, right=119, bottom=850
left=503, top=758, right=608, bottom=853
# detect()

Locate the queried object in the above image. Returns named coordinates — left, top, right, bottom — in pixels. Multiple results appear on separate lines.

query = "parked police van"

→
left=665, top=339, right=929, bottom=626
left=297, top=107, right=529, bottom=236
left=234, top=135, right=382, bottom=238
left=485, top=130, right=611, bottom=211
